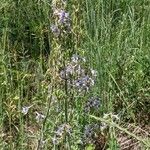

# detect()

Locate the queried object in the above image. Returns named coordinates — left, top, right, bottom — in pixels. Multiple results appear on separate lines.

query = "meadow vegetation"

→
left=0, top=0, right=150, bottom=149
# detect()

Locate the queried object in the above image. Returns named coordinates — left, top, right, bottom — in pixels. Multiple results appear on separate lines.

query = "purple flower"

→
left=60, top=64, right=75, bottom=79
left=55, top=124, right=72, bottom=137
left=75, top=65, right=85, bottom=76
left=74, top=75, right=95, bottom=91
left=83, top=124, right=100, bottom=144
left=52, top=123, right=72, bottom=145
left=58, top=10, right=70, bottom=24
left=84, top=97, right=101, bottom=113
left=53, top=9, right=70, bottom=25
left=66, top=64, right=74, bottom=75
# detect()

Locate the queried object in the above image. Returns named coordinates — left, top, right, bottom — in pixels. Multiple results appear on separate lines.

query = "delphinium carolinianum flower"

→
left=83, top=124, right=100, bottom=144
left=54, top=9, right=70, bottom=26
left=51, top=1, right=71, bottom=36
left=73, top=75, right=95, bottom=92
left=60, top=54, right=85, bottom=80
left=84, top=97, right=101, bottom=113
left=60, top=54, right=97, bottom=92
left=52, top=123, right=72, bottom=145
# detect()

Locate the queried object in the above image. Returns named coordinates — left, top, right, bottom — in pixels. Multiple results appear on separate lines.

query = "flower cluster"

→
left=52, top=123, right=72, bottom=145
left=51, top=2, right=71, bottom=36
left=84, top=97, right=101, bottom=113
left=83, top=124, right=100, bottom=144
left=73, top=75, right=95, bottom=91
left=60, top=55, right=85, bottom=79
left=54, top=9, right=70, bottom=26
left=60, top=54, right=97, bottom=92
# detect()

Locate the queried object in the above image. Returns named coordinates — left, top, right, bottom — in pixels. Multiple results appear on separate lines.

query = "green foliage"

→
left=0, top=0, right=149, bottom=149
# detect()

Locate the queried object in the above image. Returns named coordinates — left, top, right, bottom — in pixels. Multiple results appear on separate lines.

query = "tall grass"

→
left=0, top=0, right=150, bottom=149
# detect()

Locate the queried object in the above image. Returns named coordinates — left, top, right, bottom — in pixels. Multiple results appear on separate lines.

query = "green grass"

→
left=0, top=0, right=150, bottom=149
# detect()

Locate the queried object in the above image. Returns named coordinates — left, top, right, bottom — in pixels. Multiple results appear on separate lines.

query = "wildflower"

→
left=55, top=123, right=72, bottom=137
left=74, top=65, right=85, bottom=76
left=52, top=123, right=72, bottom=145
left=53, top=9, right=70, bottom=25
left=35, top=112, right=45, bottom=123
left=84, top=97, right=101, bottom=113
left=84, top=124, right=94, bottom=140
left=21, top=105, right=32, bottom=115
left=55, top=125, right=64, bottom=137
left=83, top=124, right=100, bottom=144
left=60, top=64, right=75, bottom=79
left=65, top=64, right=74, bottom=75
left=58, top=10, right=70, bottom=24
left=73, top=65, right=84, bottom=75
left=60, top=63, right=85, bottom=80
left=74, top=75, right=95, bottom=91
left=50, top=24, right=60, bottom=36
